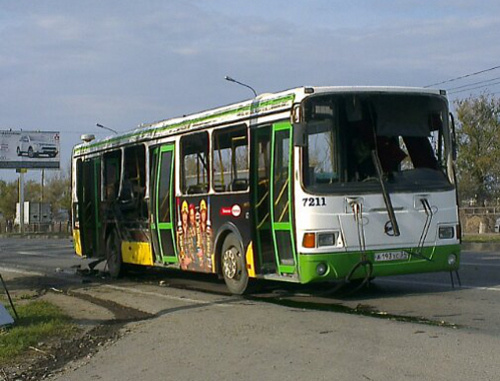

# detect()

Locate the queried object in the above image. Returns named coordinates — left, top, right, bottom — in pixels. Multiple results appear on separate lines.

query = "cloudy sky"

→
left=1, top=0, right=499, bottom=180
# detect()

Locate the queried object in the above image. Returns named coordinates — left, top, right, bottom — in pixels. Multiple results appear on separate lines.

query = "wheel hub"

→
left=223, top=247, right=239, bottom=280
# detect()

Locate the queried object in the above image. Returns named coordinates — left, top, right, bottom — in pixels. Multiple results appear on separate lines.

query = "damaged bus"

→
left=71, top=86, right=461, bottom=294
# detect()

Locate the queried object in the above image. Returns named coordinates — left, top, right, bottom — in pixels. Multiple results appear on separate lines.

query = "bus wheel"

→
left=221, top=233, right=248, bottom=295
left=106, top=230, right=124, bottom=278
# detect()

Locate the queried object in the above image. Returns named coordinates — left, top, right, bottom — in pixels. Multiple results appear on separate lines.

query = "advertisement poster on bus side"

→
left=0, top=130, right=60, bottom=169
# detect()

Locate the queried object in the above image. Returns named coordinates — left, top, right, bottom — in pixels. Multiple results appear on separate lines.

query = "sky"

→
left=1, top=0, right=499, bottom=181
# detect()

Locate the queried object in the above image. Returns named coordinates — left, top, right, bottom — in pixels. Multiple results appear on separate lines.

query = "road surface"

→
left=1, top=237, right=499, bottom=380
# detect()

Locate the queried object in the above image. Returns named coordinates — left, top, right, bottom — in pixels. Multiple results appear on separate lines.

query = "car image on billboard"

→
left=0, top=130, right=60, bottom=169
left=17, top=134, right=58, bottom=158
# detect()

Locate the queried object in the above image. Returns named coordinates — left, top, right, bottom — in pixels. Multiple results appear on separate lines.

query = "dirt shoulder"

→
left=0, top=270, right=150, bottom=381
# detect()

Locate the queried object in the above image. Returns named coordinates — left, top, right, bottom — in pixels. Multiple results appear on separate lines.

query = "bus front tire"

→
left=106, top=231, right=124, bottom=278
left=221, top=233, right=249, bottom=295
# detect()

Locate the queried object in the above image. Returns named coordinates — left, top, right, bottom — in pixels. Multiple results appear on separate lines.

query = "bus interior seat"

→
left=214, top=183, right=225, bottom=192
left=187, top=184, right=208, bottom=194
left=403, top=136, right=438, bottom=170
left=228, top=178, right=248, bottom=192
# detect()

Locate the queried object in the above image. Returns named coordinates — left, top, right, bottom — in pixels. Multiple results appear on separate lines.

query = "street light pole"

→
left=224, top=76, right=258, bottom=97
left=96, top=123, right=118, bottom=134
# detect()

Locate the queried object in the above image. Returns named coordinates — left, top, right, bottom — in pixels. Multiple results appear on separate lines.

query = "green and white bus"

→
left=71, top=86, right=461, bottom=294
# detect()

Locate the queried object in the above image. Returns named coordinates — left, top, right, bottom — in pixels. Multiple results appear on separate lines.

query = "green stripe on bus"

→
left=273, top=222, right=292, bottom=230
left=157, top=222, right=173, bottom=229
left=74, top=94, right=295, bottom=155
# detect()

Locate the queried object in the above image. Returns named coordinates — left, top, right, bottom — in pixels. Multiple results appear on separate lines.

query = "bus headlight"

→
left=302, top=231, right=343, bottom=249
left=439, top=226, right=455, bottom=239
left=318, top=232, right=338, bottom=247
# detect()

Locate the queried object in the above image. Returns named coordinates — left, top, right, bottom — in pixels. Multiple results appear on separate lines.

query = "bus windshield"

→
left=301, top=93, right=453, bottom=194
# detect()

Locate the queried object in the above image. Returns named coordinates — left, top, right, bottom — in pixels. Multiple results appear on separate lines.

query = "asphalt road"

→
left=1, top=237, right=499, bottom=380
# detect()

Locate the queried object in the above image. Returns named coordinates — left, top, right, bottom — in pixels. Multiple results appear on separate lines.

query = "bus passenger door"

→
left=270, top=121, right=297, bottom=275
left=78, top=157, right=101, bottom=257
left=151, top=144, right=178, bottom=264
left=253, top=126, right=276, bottom=273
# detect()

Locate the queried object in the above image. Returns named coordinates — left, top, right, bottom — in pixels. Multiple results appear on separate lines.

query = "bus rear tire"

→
left=106, top=230, right=124, bottom=278
left=221, top=233, right=249, bottom=295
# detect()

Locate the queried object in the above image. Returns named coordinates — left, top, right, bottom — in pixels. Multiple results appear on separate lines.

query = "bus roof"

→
left=73, top=86, right=445, bottom=156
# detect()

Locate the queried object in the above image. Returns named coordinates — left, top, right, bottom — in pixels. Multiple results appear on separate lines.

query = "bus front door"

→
left=270, top=122, right=297, bottom=275
left=151, top=144, right=178, bottom=264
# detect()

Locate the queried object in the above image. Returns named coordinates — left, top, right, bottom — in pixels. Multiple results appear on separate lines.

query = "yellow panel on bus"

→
left=73, top=229, right=83, bottom=256
left=121, top=241, right=154, bottom=266
left=245, top=241, right=256, bottom=278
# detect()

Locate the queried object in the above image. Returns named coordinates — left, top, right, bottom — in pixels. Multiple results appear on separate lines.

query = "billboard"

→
left=0, top=130, right=60, bottom=169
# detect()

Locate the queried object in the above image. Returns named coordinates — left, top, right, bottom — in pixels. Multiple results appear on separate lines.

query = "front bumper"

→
left=298, top=244, right=460, bottom=283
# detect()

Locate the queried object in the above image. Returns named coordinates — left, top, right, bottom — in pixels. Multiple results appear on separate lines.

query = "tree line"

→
left=0, top=172, right=71, bottom=221
left=0, top=93, right=498, bottom=221
left=455, top=93, right=500, bottom=206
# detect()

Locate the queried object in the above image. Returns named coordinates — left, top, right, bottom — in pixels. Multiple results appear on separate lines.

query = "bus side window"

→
left=181, top=132, right=209, bottom=195
left=212, top=125, right=249, bottom=193
left=122, top=145, right=146, bottom=200
left=103, top=150, right=122, bottom=201
left=256, top=126, right=271, bottom=214
left=120, top=144, right=147, bottom=216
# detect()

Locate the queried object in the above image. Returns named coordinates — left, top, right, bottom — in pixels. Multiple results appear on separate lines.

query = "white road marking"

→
left=461, top=261, right=500, bottom=268
left=11, top=251, right=65, bottom=258
left=0, top=266, right=45, bottom=276
left=380, top=278, right=500, bottom=292
left=102, top=284, right=233, bottom=307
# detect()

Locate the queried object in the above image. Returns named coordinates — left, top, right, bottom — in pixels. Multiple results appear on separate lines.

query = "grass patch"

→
left=462, top=234, right=500, bottom=242
left=0, top=300, right=76, bottom=365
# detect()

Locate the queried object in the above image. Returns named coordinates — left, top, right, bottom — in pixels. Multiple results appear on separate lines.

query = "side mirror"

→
left=293, top=122, right=307, bottom=147
left=449, top=113, right=457, bottom=161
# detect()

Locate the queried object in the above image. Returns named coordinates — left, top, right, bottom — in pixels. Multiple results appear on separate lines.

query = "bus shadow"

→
left=120, top=265, right=466, bottom=302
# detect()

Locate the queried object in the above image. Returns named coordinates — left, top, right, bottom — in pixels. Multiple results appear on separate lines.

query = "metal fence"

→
left=460, top=208, right=500, bottom=234
left=1, top=221, right=71, bottom=234
left=461, top=207, right=500, bottom=215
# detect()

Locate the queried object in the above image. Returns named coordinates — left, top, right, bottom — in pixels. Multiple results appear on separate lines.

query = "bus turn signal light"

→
left=303, top=233, right=316, bottom=248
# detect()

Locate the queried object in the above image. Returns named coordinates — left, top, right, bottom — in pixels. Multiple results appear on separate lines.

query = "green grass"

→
left=462, top=234, right=500, bottom=243
left=0, top=300, right=76, bottom=365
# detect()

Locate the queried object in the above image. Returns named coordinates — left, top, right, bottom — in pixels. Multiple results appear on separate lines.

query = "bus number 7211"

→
left=302, top=197, right=326, bottom=207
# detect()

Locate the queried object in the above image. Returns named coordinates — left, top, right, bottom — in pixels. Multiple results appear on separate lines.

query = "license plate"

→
left=374, top=251, right=409, bottom=262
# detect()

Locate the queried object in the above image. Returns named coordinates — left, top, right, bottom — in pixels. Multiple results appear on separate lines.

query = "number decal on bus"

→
left=302, top=197, right=326, bottom=207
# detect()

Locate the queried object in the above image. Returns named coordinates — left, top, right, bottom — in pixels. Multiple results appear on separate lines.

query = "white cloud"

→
left=1, top=0, right=500, bottom=182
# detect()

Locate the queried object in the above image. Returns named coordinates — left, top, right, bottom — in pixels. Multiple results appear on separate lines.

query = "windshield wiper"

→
left=371, top=150, right=400, bottom=237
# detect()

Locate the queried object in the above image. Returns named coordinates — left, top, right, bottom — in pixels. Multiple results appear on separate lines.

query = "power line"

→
left=449, top=80, right=500, bottom=95
left=447, top=76, right=500, bottom=91
left=424, top=65, right=500, bottom=88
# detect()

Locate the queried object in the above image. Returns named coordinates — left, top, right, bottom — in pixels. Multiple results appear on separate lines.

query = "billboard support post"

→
left=19, top=171, right=25, bottom=235
left=41, top=169, right=44, bottom=202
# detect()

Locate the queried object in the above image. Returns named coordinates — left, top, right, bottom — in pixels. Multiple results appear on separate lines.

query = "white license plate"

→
left=374, top=251, right=409, bottom=262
